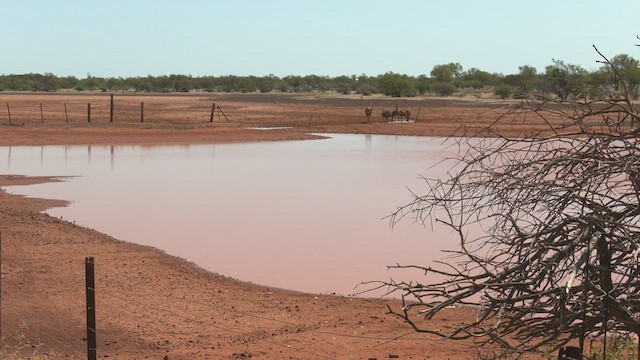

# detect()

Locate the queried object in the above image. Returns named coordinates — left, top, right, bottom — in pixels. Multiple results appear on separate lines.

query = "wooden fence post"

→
left=218, top=106, right=230, bottom=123
left=64, top=103, right=69, bottom=123
left=109, top=93, right=114, bottom=123
left=210, top=102, right=215, bottom=123
left=87, top=103, right=91, bottom=123
left=140, top=102, right=144, bottom=123
left=85, top=257, right=97, bottom=360
left=40, top=103, right=44, bottom=124
left=6, top=103, right=11, bottom=126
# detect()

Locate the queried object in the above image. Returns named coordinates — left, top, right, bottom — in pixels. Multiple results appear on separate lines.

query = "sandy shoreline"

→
left=0, top=94, right=511, bottom=359
left=0, top=174, right=479, bottom=359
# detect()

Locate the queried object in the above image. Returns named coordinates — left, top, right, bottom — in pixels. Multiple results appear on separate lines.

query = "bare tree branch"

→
left=370, top=45, right=640, bottom=353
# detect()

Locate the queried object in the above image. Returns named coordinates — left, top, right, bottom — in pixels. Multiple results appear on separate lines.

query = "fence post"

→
left=210, top=102, right=215, bottom=123
left=109, top=93, right=114, bottom=123
left=140, top=102, right=144, bottom=123
left=6, top=103, right=11, bottom=126
left=40, top=103, right=44, bottom=124
left=218, top=106, right=230, bottom=123
left=64, top=103, right=69, bottom=123
left=85, top=257, right=97, bottom=360
left=87, top=103, right=91, bottom=123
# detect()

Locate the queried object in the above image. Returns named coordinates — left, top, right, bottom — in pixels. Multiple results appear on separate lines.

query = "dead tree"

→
left=374, top=45, right=640, bottom=354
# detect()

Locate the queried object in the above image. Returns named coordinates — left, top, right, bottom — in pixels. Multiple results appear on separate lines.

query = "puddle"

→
left=1, top=134, right=461, bottom=296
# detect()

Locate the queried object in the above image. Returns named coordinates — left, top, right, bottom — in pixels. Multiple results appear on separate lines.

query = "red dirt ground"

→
left=0, top=93, right=541, bottom=359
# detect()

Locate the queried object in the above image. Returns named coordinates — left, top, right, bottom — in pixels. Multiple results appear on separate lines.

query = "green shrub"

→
left=494, top=84, right=512, bottom=99
left=591, top=334, right=638, bottom=360
left=432, top=81, right=456, bottom=96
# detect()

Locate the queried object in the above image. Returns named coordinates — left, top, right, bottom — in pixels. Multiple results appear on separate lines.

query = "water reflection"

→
left=1, top=134, right=461, bottom=296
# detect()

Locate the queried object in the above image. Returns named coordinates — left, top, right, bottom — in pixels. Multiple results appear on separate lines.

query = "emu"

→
left=391, top=108, right=401, bottom=121
left=365, top=107, right=373, bottom=123
left=381, top=109, right=392, bottom=122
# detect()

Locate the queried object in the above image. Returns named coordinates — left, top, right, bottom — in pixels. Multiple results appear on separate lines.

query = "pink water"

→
left=1, top=134, right=461, bottom=296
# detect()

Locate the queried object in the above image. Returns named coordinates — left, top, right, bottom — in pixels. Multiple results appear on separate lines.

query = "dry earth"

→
left=0, top=93, right=541, bottom=359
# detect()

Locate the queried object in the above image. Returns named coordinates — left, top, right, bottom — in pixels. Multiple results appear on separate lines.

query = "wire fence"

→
left=0, top=94, right=428, bottom=127
left=0, top=252, right=620, bottom=359
left=1, top=258, right=610, bottom=359
left=1, top=253, right=522, bottom=359
left=1, top=95, right=227, bottom=126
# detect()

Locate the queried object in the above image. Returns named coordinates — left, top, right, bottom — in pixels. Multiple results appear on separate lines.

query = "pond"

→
left=1, top=134, right=461, bottom=296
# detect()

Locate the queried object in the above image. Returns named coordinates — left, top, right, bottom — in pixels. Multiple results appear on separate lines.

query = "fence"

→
left=1, top=252, right=617, bottom=359
left=1, top=94, right=231, bottom=126
left=1, top=252, right=525, bottom=359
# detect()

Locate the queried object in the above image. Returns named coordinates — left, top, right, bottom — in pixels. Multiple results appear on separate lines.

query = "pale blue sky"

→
left=1, top=0, right=638, bottom=78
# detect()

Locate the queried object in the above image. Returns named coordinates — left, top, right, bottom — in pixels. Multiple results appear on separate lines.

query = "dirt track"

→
left=0, top=93, right=522, bottom=359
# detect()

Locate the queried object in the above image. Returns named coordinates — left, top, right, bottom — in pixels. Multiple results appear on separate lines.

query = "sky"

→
left=1, top=0, right=639, bottom=78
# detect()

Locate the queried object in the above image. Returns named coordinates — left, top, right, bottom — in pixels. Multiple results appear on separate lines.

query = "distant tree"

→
left=259, top=74, right=281, bottom=93
left=459, top=67, right=499, bottom=89
left=415, top=74, right=432, bottom=95
left=377, top=72, right=416, bottom=97
left=493, top=84, right=512, bottom=99
left=543, top=59, right=588, bottom=100
left=430, top=63, right=463, bottom=82
left=151, top=76, right=172, bottom=92
left=77, top=75, right=104, bottom=91
left=192, top=76, right=214, bottom=91
left=604, top=53, right=640, bottom=98
left=587, top=68, right=610, bottom=89
left=503, top=65, right=540, bottom=97
left=332, top=75, right=356, bottom=94
left=354, top=74, right=377, bottom=95
left=431, top=81, right=456, bottom=96
left=104, top=77, right=123, bottom=92
left=169, top=75, right=193, bottom=92
left=123, top=77, right=152, bottom=92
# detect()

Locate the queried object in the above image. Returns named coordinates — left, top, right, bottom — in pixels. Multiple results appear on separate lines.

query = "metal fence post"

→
left=85, top=257, right=97, bottom=360
left=110, top=93, right=114, bottom=123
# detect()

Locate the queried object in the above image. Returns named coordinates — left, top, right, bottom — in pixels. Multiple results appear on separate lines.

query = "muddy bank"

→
left=0, top=178, right=480, bottom=359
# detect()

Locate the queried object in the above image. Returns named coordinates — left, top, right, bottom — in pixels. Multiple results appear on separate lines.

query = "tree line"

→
left=2, top=53, right=639, bottom=99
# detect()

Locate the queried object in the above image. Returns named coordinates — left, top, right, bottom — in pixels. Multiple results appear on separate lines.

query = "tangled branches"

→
left=380, top=46, right=640, bottom=352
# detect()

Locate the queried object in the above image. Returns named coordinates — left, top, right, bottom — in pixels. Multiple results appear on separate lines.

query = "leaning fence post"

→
left=85, top=257, right=97, bottom=360
left=6, top=103, right=11, bottom=126
left=140, top=102, right=144, bottom=123
left=210, top=102, right=216, bottom=123
left=40, top=103, right=44, bottom=124
left=64, top=103, right=69, bottom=123
left=87, top=103, right=91, bottom=123
left=218, top=106, right=230, bottom=123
